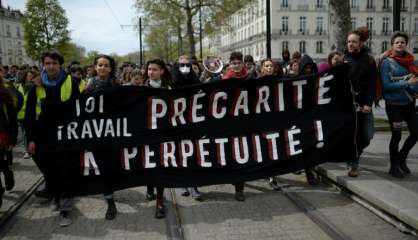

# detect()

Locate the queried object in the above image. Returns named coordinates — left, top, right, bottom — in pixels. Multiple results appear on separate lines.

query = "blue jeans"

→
left=347, top=112, right=374, bottom=168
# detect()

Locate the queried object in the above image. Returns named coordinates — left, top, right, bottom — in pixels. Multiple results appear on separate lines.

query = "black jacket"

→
left=0, top=99, right=17, bottom=145
left=172, top=63, right=200, bottom=88
left=25, top=75, right=80, bottom=143
left=344, top=48, right=377, bottom=107
left=299, top=55, right=318, bottom=75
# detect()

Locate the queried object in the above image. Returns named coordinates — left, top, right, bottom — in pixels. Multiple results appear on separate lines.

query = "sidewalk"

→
left=317, top=132, right=418, bottom=231
left=0, top=146, right=43, bottom=226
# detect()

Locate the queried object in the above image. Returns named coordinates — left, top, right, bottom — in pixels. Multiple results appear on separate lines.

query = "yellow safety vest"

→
left=35, top=75, right=73, bottom=121
left=16, top=84, right=27, bottom=120
left=79, top=79, right=86, bottom=93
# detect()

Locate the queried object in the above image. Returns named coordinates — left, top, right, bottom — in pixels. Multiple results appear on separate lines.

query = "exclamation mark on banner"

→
left=314, top=120, right=324, bottom=148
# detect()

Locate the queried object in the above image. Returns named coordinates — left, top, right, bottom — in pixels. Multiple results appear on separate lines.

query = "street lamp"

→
left=393, top=0, right=401, bottom=31
left=266, top=0, right=271, bottom=58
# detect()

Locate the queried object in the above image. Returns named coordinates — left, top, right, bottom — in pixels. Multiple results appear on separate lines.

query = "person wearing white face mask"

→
left=171, top=55, right=202, bottom=201
left=143, top=59, right=173, bottom=219
left=172, top=55, right=200, bottom=88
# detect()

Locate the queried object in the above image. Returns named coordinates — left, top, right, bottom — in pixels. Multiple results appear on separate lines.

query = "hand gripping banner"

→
left=39, top=64, right=356, bottom=196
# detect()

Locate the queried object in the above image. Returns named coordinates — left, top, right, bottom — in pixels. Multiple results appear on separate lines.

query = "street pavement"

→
left=0, top=125, right=417, bottom=239
left=318, top=131, right=418, bottom=233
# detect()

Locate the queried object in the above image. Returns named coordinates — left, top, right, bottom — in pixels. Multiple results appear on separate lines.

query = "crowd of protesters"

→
left=0, top=27, right=417, bottom=227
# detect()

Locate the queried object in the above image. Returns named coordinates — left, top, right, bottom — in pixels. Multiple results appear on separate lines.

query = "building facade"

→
left=208, top=0, right=418, bottom=62
left=0, top=4, right=32, bottom=66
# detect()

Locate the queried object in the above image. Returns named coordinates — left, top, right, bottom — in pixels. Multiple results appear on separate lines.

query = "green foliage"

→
left=57, top=42, right=86, bottom=67
left=136, top=0, right=255, bottom=59
left=22, top=0, right=70, bottom=62
left=80, top=51, right=99, bottom=66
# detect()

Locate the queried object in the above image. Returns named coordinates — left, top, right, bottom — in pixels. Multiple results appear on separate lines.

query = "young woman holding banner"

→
left=143, top=58, right=173, bottom=218
left=85, top=54, right=119, bottom=220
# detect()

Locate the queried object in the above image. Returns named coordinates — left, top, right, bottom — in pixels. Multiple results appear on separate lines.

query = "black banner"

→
left=39, top=64, right=356, bottom=195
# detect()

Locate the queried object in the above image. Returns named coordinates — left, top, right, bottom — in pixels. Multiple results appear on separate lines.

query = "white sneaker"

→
left=23, top=152, right=31, bottom=159
left=59, top=211, right=72, bottom=227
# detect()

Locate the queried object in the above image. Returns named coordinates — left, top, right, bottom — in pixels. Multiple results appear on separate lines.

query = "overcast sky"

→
left=4, top=0, right=140, bottom=56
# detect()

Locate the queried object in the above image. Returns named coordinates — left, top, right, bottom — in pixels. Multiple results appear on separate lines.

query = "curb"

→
left=316, top=165, right=418, bottom=233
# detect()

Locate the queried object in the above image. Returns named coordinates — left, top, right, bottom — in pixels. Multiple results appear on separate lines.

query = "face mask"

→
left=179, top=65, right=191, bottom=74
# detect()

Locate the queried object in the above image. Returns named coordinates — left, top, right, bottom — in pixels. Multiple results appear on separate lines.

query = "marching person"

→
left=344, top=27, right=377, bottom=177
left=172, top=55, right=203, bottom=201
left=70, top=65, right=87, bottom=93
left=0, top=72, right=18, bottom=207
left=143, top=58, right=173, bottom=218
left=223, top=51, right=248, bottom=201
left=25, top=50, right=80, bottom=227
left=84, top=54, right=119, bottom=220
left=16, top=70, right=35, bottom=160
left=379, top=32, right=418, bottom=178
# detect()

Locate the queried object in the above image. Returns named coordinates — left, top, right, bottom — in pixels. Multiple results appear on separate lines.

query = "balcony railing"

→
left=412, top=31, right=418, bottom=36
left=278, top=29, right=292, bottom=35
left=297, top=4, right=309, bottom=11
left=315, top=5, right=326, bottom=11
left=351, top=5, right=360, bottom=11
left=297, top=29, right=310, bottom=35
left=315, top=29, right=327, bottom=36
left=415, top=6, right=418, bottom=11
left=401, top=6, right=408, bottom=11
left=366, top=5, right=376, bottom=11
left=381, top=30, right=392, bottom=36
left=382, top=6, right=392, bottom=11
left=280, top=4, right=291, bottom=10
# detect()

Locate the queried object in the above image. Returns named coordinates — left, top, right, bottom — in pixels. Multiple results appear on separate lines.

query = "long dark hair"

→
left=144, top=58, right=173, bottom=87
left=0, top=75, right=13, bottom=104
left=94, top=54, right=118, bottom=85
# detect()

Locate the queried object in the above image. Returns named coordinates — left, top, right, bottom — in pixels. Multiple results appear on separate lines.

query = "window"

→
left=367, top=0, right=374, bottom=9
left=366, top=41, right=373, bottom=53
left=401, top=18, right=406, bottom=32
left=282, top=0, right=288, bottom=8
left=367, top=17, right=373, bottom=32
left=299, top=41, right=306, bottom=54
left=299, top=16, right=307, bottom=33
left=16, top=27, right=21, bottom=37
left=256, top=44, right=259, bottom=56
left=282, top=16, right=289, bottom=32
left=260, top=43, right=264, bottom=56
left=414, top=18, right=418, bottom=32
left=383, top=0, right=390, bottom=9
left=6, top=25, right=10, bottom=36
left=316, top=41, right=323, bottom=54
left=317, top=16, right=323, bottom=32
left=382, top=41, right=389, bottom=53
left=382, top=17, right=389, bottom=34
left=282, top=41, right=289, bottom=51
left=351, top=17, right=356, bottom=30
left=351, top=0, right=359, bottom=9
left=402, top=0, right=406, bottom=9
left=413, top=41, right=418, bottom=53
left=316, top=0, right=324, bottom=8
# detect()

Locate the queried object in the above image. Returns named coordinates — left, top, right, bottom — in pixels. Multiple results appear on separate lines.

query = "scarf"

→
left=223, top=67, right=248, bottom=80
left=41, top=69, right=66, bottom=88
left=384, top=48, right=418, bottom=75
left=375, top=49, right=418, bottom=104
